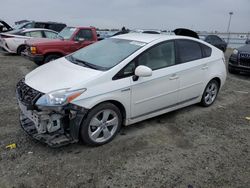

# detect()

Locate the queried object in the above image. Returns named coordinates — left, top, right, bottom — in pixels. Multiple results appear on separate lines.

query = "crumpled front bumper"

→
left=16, top=78, right=88, bottom=147
left=19, top=105, right=87, bottom=147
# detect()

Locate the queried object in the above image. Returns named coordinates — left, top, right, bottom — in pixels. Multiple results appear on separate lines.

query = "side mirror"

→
left=135, top=65, right=152, bottom=77
left=76, top=38, right=85, bottom=42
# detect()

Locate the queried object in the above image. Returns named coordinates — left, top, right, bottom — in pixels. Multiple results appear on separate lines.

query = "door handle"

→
left=202, top=65, right=209, bottom=70
left=169, top=74, right=179, bottom=80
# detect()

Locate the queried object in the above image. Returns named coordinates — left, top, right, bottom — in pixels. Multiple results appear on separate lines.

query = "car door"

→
left=175, top=39, right=208, bottom=103
left=130, top=41, right=180, bottom=118
left=70, top=29, right=95, bottom=51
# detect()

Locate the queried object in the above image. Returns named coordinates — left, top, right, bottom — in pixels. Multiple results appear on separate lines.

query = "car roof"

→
left=21, top=28, right=57, bottom=33
left=112, top=33, right=199, bottom=43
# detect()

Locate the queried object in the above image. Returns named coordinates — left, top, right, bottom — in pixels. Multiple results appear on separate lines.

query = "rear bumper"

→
left=22, top=51, right=44, bottom=65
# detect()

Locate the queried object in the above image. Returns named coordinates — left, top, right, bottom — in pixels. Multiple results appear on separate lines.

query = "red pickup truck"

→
left=24, top=26, right=98, bottom=65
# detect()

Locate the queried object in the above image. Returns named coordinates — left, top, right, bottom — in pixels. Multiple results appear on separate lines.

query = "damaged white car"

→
left=16, top=33, right=226, bottom=147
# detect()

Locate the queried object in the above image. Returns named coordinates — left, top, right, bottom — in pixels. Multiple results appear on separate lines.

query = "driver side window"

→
left=74, top=29, right=93, bottom=41
left=138, top=41, right=175, bottom=70
left=113, top=41, right=176, bottom=80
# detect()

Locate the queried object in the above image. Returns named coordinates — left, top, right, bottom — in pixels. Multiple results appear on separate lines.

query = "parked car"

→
left=228, top=44, right=250, bottom=74
left=14, top=21, right=66, bottom=32
left=23, top=26, right=98, bottom=65
left=0, top=19, right=13, bottom=33
left=16, top=33, right=226, bottom=147
left=204, top=35, right=227, bottom=52
left=0, top=28, right=58, bottom=55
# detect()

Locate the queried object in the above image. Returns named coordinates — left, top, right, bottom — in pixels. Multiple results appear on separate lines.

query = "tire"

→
left=17, top=45, right=26, bottom=55
left=200, top=80, right=219, bottom=107
left=80, top=103, right=122, bottom=146
left=44, top=54, right=61, bottom=63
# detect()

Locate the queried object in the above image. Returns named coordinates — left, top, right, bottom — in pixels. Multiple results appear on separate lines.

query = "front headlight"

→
left=36, top=88, right=86, bottom=107
left=232, top=49, right=238, bottom=55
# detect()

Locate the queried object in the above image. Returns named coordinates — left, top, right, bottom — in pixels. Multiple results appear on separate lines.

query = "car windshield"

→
left=67, top=38, right=146, bottom=70
left=57, top=27, right=76, bottom=40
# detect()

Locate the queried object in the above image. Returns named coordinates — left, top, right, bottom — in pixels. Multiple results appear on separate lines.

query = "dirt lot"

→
left=0, top=50, right=250, bottom=188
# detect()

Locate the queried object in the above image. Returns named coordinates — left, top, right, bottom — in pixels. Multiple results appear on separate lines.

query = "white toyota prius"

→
left=16, top=33, right=227, bottom=147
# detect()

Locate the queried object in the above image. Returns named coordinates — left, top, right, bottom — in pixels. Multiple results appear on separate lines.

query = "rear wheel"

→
left=80, top=103, right=122, bottom=146
left=200, top=80, right=219, bottom=107
left=44, top=54, right=61, bottom=63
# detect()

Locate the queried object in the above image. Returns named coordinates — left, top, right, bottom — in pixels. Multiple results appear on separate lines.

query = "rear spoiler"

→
left=173, top=28, right=199, bottom=39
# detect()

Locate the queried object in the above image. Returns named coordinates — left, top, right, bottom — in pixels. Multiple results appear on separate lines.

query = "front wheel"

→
left=80, top=103, right=122, bottom=146
left=200, top=80, right=219, bottom=107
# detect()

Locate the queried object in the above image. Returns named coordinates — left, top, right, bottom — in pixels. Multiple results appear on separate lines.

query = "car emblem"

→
left=240, top=53, right=250, bottom=59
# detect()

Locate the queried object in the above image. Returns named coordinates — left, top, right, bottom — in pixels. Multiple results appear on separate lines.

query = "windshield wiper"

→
left=67, top=56, right=103, bottom=70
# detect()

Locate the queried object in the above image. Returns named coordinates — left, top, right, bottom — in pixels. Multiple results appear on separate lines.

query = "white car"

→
left=16, top=33, right=227, bottom=147
left=0, top=28, right=58, bottom=55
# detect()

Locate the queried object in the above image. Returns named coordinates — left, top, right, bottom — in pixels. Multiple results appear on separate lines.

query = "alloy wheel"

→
left=88, top=109, right=119, bottom=143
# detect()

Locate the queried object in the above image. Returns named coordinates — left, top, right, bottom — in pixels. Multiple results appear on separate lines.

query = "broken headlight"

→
left=36, top=88, right=86, bottom=107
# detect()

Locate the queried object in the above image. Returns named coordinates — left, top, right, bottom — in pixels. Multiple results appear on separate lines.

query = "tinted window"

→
left=34, top=23, right=46, bottom=28
left=201, top=44, right=212, bottom=57
left=176, top=40, right=202, bottom=63
left=138, top=41, right=175, bottom=70
left=211, top=36, right=222, bottom=42
left=44, top=31, right=57, bottom=39
left=114, top=41, right=176, bottom=79
left=74, top=29, right=93, bottom=41
left=47, top=24, right=66, bottom=32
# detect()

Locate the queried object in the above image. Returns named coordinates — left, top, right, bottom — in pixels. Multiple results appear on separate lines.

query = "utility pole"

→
left=226, top=12, right=233, bottom=44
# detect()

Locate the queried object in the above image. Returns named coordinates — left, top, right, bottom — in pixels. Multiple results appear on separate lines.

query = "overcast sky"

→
left=1, top=0, right=249, bottom=32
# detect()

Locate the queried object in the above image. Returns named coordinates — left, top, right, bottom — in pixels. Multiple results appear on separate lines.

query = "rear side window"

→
left=201, top=44, right=212, bottom=58
left=176, top=40, right=202, bottom=63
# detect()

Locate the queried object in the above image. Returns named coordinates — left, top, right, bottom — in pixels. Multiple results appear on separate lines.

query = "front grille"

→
left=239, top=52, right=250, bottom=67
left=16, top=78, right=43, bottom=106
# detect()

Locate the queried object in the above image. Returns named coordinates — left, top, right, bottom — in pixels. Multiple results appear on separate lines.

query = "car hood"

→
left=25, top=57, right=103, bottom=93
left=237, top=44, right=250, bottom=53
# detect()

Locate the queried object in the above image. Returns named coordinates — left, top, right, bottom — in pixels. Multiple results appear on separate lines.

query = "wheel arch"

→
left=16, top=44, right=26, bottom=54
left=94, top=100, right=126, bottom=124
left=210, top=77, right=221, bottom=89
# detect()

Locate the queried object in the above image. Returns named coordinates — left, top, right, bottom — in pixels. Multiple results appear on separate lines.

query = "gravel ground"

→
left=0, top=50, right=250, bottom=188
